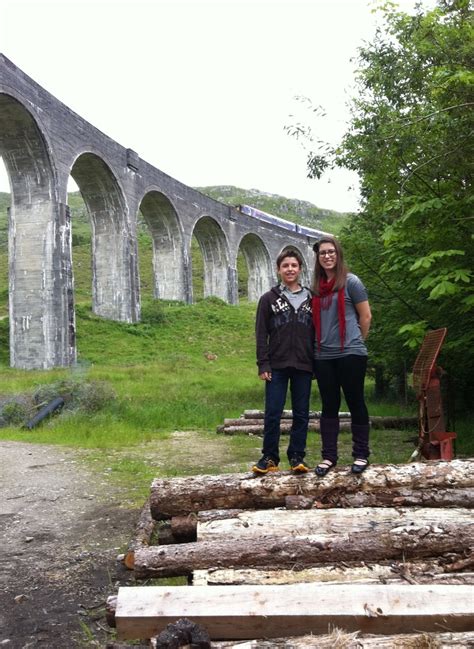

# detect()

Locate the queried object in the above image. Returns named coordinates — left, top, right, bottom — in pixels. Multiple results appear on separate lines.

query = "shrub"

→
left=1, top=400, right=29, bottom=426
left=140, top=300, right=167, bottom=325
left=33, top=378, right=116, bottom=414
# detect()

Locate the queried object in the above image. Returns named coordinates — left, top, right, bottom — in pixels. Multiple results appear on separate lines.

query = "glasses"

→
left=318, top=249, right=337, bottom=257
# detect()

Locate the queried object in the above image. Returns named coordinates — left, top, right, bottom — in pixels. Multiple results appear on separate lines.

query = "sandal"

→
left=315, top=459, right=336, bottom=477
left=351, top=458, right=369, bottom=474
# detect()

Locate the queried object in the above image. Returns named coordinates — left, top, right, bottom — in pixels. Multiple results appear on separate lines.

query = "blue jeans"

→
left=262, top=368, right=313, bottom=463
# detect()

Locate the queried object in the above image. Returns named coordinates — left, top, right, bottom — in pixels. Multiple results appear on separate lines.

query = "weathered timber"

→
left=314, top=486, right=474, bottom=509
left=133, top=519, right=472, bottom=579
left=106, top=595, right=117, bottom=628
left=212, top=631, right=474, bottom=648
left=243, top=410, right=351, bottom=419
left=109, top=583, right=474, bottom=640
left=241, top=410, right=417, bottom=428
left=149, top=459, right=474, bottom=519
left=123, top=499, right=155, bottom=569
left=171, top=509, right=243, bottom=543
left=224, top=419, right=322, bottom=428
left=193, top=565, right=474, bottom=586
left=445, top=553, right=474, bottom=573
left=285, top=495, right=315, bottom=509
left=105, top=644, right=150, bottom=649
left=196, top=507, right=473, bottom=542
left=220, top=421, right=323, bottom=435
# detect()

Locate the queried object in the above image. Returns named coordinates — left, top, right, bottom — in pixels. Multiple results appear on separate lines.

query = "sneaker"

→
left=290, top=456, right=310, bottom=473
left=252, top=455, right=279, bottom=474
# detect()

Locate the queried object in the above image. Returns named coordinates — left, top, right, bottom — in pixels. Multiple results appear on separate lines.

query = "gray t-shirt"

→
left=315, top=273, right=368, bottom=359
left=280, top=284, right=311, bottom=311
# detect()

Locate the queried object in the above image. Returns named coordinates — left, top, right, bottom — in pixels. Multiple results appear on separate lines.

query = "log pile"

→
left=109, top=458, right=474, bottom=645
left=216, top=409, right=418, bottom=435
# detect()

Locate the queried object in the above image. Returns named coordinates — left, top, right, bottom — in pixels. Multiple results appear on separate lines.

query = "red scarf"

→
left=312, top=277, right=346, bottom=351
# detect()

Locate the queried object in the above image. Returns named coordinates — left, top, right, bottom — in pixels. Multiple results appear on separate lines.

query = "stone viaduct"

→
left=0, top=54, right=325, bottom=370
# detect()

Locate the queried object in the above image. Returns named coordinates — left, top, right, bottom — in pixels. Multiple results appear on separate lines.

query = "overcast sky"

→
left=0, top=0, right=432, bottom=212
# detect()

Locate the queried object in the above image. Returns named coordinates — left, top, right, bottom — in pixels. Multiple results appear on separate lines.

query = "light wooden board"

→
left=114, top=583, right=474, bottom=640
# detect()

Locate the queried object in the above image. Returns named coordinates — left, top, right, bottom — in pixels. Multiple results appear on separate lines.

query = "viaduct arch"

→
left=0, top=54, right=325, bottom=369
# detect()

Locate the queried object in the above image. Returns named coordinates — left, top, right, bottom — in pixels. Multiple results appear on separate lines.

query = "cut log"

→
left=123, top=499, right=155, bottom=569
left=193, top=565, right=474, bottom=586
left=220, top=421, right=323, bottom=435
left=170, top=491, right=474, bottom=546
left=241, top=410, right=417, bottom=428
left=149, top=459, right=474, bottom=519
left=110, top=583, right=474, bottom=640
left=243, top=410, right=351, bottom=419
left=212, top=631, right=474, bottom=648
left=133, top=516, right=472, bottom=579
left=196, top=507, right=473, bottom=542
left=171, top=509, right=244, bottom=543
left=313, top=486, right=474, bottom=509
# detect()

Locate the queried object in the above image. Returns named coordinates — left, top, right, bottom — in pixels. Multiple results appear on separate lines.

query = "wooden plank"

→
left=149, top=459, right=474, bottom=519
left=112, top=583, right=474, bottom=640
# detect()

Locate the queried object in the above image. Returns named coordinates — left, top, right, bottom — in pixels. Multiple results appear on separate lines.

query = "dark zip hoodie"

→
left=256, top=285, right=314, bottom=374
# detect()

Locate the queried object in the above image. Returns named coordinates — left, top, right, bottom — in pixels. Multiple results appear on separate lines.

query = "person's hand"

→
left=259, top=371, right=272, bottom=381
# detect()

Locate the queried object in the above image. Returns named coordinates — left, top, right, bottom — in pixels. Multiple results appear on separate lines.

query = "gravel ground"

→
left=0, top=440, right=138, bottom=648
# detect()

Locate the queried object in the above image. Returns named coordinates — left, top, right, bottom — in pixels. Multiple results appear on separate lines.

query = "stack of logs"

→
left=107, top=458, right=474, bottom=647
left=216, top=410, right=418, bottom=435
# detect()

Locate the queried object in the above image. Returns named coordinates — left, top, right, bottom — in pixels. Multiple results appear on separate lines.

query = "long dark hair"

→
left=312, top=236, right=348, bottom=294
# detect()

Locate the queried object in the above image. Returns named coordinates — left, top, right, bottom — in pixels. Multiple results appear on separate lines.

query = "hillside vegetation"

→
left=197, top=185, right=349, bottom=234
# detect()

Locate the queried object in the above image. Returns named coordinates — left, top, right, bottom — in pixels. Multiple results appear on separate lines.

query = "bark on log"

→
left=314, top=486, right=474, bottom=509
left=196, top=507, right=473, bottom=542
left=149, top=459, right=474, bottom=519
left=134, top=518, right=473, bottom=578
left=193, top=565, right=474, bottom=586
left=212, top=631, right=474, bottom=648
left=220, top=421, right=323, bottom=435
left=123, top=499, right=155, bottom=569
left=109, top=583, right=474, bottom=640
left=171, top=509, right=243, bottom=543
left=243, top=410, right=351, bottom=419
left=171, top=490, right=474, bottom=546
left=241, top=410, right=417, bottom=428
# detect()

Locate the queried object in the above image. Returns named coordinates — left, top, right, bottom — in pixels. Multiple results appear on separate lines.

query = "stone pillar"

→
left=9, top=201, right=76, bottom=369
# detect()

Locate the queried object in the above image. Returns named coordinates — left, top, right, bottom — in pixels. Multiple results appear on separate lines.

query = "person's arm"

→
left=255, top=295, right=272, bottom=376
left=355, top=300, right=372, bottom=340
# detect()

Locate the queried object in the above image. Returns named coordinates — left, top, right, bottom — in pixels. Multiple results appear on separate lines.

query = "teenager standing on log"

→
left=312, top=237, right=372, bottom=476
left=252, top=249, right=314, bottom=475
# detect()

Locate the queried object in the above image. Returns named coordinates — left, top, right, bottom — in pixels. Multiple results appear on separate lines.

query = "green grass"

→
left=0, top=190, right=469, bottom=494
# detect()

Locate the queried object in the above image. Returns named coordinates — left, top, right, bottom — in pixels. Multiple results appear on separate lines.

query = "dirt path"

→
left=0, top=441, right=138, bottom=648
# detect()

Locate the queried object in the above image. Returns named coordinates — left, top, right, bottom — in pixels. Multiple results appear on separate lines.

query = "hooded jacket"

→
left=256, top=285, right=314, bottom=374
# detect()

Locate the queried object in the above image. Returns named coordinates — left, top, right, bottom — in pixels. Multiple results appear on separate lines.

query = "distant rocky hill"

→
left=196, top=185, right=349, bottom=234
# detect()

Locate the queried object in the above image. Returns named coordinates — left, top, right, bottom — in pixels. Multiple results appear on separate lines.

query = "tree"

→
left=289, top=0, right=474, bottom=410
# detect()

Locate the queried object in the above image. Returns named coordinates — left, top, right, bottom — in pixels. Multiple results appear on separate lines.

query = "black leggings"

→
left=314, top=355, right=369, bottom=425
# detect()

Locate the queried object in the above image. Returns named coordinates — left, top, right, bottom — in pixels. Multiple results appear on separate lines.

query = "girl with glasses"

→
left=312, top=236, right=372, bottom=476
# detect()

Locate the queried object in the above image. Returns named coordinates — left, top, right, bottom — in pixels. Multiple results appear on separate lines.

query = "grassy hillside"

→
left=197, top=185, right=349, bottom=234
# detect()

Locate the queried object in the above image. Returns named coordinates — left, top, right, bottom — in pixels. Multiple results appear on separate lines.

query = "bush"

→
left=140, top=300, right=167, bottom=325
left=33, top=378, right=116, bottom=414
left=72, top=380, right=116, bottom=413
left=0, top=400, right=29, bottom=426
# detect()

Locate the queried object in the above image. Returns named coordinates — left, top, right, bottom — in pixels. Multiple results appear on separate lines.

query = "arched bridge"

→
left=0, top=54, right=325, bottom=370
